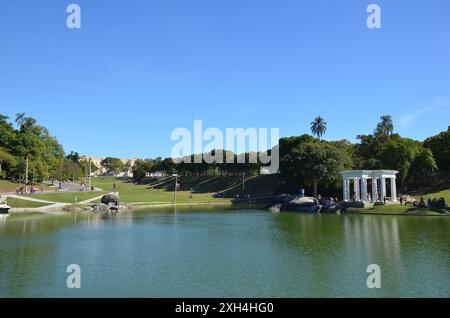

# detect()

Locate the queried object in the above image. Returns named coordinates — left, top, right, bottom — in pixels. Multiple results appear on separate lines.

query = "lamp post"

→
left=89, top=160, right=92, bottom=191
left=25, top=155, right=29, bottom=194
left=172, top=174, right=178, bottom=204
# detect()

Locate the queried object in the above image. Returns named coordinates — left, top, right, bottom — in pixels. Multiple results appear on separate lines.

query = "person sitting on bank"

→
left=419, top=197, right=426, bottom=207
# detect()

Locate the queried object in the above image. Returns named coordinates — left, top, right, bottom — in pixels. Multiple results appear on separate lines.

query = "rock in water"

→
left=92, top=203, right=109, bottom=212
left=101, top=194, right=120, bottom=206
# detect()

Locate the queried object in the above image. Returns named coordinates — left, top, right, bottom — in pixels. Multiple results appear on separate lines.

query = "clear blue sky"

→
left=1, top=0, right=449, bottom=158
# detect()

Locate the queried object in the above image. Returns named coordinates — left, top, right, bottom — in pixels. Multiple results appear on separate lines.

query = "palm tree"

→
left=377, top=115, right=394, bottom=136
left=311, top=116, right=327, bottom=140
left=15, top=113, right=26, bottom=129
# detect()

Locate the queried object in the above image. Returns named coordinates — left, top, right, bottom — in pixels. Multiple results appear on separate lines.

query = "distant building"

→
left=80, top=156, right=138, bottom=177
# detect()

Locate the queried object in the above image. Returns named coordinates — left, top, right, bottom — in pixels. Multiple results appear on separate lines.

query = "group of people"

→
left=416, top=196, right=447, bottom=209
left=79, top=181, right=94, bottom=192
left=15, top=185, right=41, bottom=194
left=317, top=194, right=339, bottom=205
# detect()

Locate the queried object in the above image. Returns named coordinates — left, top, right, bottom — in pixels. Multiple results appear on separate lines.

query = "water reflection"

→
left=0, top=209, right=449, bottom=297
left=344, top=215, right=401, bottom=266
left=0, top=214, right=9, bottom=229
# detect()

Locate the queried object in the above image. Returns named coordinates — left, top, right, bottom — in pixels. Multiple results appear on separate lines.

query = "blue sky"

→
left=1, top=0, right=449, bottom=158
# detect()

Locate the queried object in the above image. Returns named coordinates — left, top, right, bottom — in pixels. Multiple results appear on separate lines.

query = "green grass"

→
left=347, top=189, right=450, bottom=216
left=22, top=191, right=107, bottom=203
left=0, top=179, right=54, bottom=193
left=416, top=189, right=450, bottom=203
left=91, top=177, right=231, bottom=205
left=5, top=197, right=52, bottom=208
left=0, top=180, right=18, bottom=192
left=347, top=204, right=449, bottom=216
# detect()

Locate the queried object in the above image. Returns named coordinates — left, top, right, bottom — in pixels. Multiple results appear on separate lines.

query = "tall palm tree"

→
left=377, top=115, right=394, bottom=136
left=15, top=113, right=26, bottom=129
left=311, top=116, right=327, bottom=140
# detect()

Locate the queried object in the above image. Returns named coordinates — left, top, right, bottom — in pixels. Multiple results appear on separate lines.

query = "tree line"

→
left=0, top=113, right=448, bottom=196
left=133, top=115, right=448, bottom=197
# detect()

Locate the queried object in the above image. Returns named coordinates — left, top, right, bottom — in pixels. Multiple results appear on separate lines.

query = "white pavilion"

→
left=340, top=170, right=398, bottom=203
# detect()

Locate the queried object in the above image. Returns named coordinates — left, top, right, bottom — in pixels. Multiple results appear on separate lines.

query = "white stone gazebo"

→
left=340, top=170, right=398, bottom=203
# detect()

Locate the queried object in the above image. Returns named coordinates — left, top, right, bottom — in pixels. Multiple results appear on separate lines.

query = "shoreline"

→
left=6, top=203, right=450, bottom=216
left=6, top=201, right=234, bottom=214
left=346, top=210, right=450, bottom=217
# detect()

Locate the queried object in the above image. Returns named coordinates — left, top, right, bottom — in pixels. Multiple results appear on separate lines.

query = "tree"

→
left=66, top=151, right=80, bottom=163
left=279, top=136, right=352, bottom=197
left=310, top=116, right=327, bottom=140
left=378, top=137, right=423, bottom=188
left=132, top=159, right=148, bottom=180
left=79, top=158, right=99, bottom=176
left=377, top=115, right=394, bottom=136
left=409, top=148, right=438, bottom=183
left=0, top=147, right=16, bottom=177
left=100, top=157, right=125, bottom=175
left=0, top=115, right=16, bottom=152
left=423, top=129, right=450, bottom=171
left=15, top=113, right=26, bottom=130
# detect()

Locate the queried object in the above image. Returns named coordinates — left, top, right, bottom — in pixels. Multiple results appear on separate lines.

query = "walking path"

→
left=3, top=181, right=116, bottom=214
left=5, top=194, right=57, bottom=204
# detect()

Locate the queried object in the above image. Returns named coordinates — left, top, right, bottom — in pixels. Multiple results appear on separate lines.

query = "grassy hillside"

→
left=415, top=189, right=450, bottom=203
left=147, top=174, right=282, bottom=198
left=91, top=177, right=230, bottom=205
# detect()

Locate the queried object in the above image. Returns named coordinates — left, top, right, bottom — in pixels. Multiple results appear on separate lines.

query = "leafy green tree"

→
left=423, top=128, right=450, bottom=171
left=280, top=135, right=352, bottom=197
left=100, top=157, right=125, bottom=175
left=132, top=159, right=149, bottom=180
left=0, top=147, right=16, bottom=177
left=66, top=151, right=80, bottom=163
left=409, top=148, right=438, bottom=183
left=378, top=137, right=423, bottom=188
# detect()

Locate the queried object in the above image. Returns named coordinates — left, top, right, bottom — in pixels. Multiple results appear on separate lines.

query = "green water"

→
left=0, top=208, right=449, bottom=298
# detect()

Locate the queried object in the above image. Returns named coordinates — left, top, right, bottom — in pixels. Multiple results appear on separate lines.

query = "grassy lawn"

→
left=91, top=177, right=231, bottom=205
left=5, top=197, right=53, bottom=208
left=347, top=204, right=449, bottom=216
left=0, top=180, right=19, bottom=192
left=0, top=179, right=54, bottom=193
left=415, top=189, right=450, bottom=203
left=22, top=191, right=107, bottom=203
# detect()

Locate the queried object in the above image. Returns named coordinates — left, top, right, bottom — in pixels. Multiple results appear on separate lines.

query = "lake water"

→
left=0, top=208, right=449, bottom=298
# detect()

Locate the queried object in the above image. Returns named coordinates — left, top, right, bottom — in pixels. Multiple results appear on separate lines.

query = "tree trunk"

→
left=313, top=179, right=318, bottom=198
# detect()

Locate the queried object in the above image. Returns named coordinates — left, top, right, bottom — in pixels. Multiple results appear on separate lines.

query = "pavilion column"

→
left=354, top=178, right=360, bottom=201
left=372, top=178, right=378, bottom=202
left=361, top=178, right=368, bottom=202
left=346, top=179, right=350, bottom=201
left=344, top=177, right=350, bottom=201
left=342, top=177, right=347, bottom=201
left=390, top=177, right=397, bottom=202
left=380, top=177, right=386, bottom=201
